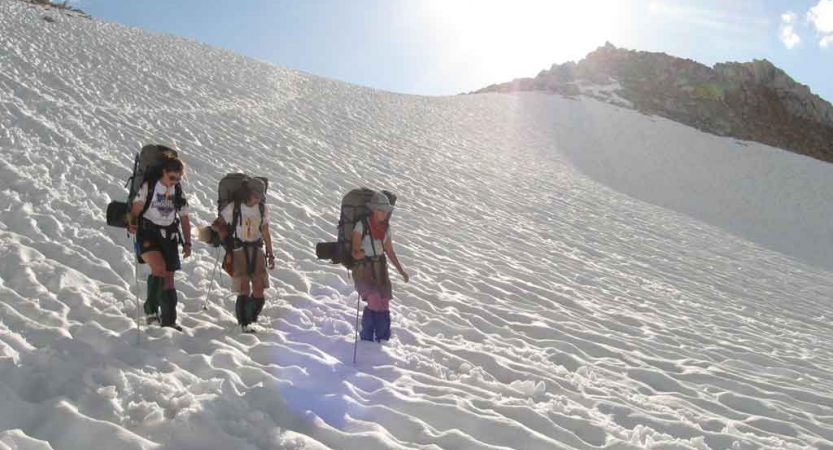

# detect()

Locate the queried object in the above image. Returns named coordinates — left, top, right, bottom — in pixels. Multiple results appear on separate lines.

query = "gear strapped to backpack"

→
left=106, top=145, right=187, bottom=262
left=214, top=173, right=269, bottom=276
left=315, top=188, right=396, bottom=269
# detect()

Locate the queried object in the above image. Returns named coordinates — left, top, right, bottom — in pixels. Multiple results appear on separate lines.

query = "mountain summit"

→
left=475, top=43, right=833, bottom=163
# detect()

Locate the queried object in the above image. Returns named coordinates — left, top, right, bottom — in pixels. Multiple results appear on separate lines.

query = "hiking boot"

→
left=242, top=324, right=257, bottom=334
left=145, top=313, right=160, bottom=325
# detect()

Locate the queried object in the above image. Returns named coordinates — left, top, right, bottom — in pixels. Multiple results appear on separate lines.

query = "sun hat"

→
left=369, top=191, right=394, bottom=212
left=248, top=178, right=265, bottom=199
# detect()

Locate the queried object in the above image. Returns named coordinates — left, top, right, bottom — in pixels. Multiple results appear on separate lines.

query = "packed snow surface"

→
left=1, top=1, right=833, bottom=449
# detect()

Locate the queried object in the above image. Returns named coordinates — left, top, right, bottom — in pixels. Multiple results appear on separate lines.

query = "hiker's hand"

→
left=128, top=222, right=137, bottom=234
left=401, top=271, right=410, bottom=283
left=182, top=243, right=192, bottom=258
left=353, top=249, right=365, bottom=260
left=267, top=253, right=275, bottom=269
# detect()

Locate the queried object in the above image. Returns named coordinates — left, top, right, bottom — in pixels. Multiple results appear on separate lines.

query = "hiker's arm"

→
left=384, top=237, right=409, bottom=283
left=211, top=216, right=230, bottom=240
left=128, top=201, right=144, bottom=233
left=211, top=205, right=232, bottom=239
left=352, top=231, right=365, bottom=260
left=211, top=215, right=227, bottom=230
left=180, top=215, right=192, bottom=258
left=262, top=222, right=275, bottom=269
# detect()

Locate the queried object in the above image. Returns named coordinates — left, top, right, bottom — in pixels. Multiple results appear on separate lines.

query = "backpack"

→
left=133, top=145, right=187, bottom=221
left=216, top=173, right=269, bottom=242
left=214, top=173, right=269, bottom=276
left=329, top=188, right=396, bottom=269
left=105, top=144, right=185, bottom=229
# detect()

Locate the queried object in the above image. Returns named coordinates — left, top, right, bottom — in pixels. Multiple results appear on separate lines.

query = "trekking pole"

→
left=204, top=248, right=221, bottom=311
left=353, top=297, right=360, bottom=364
left=132, top=236, right=142, bottom=345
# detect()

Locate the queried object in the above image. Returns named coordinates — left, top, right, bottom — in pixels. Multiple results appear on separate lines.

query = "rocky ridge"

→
left=475, top=43, right=833, bottom=163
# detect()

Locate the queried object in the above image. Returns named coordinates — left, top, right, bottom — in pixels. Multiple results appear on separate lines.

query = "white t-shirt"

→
left=135, top=181, right=189, bottom=227
left=353, top=220, right=390, bottom=258
left=221, top=202, right=270, bottom=242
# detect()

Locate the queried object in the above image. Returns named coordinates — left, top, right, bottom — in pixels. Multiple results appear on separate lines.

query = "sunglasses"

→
left=167, top=174, right=181, bottom=183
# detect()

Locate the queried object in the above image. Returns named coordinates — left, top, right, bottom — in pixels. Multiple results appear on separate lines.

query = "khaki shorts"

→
left=352, top=256, right=392, bottom=311
left=231, top=246, right=269, bottom=292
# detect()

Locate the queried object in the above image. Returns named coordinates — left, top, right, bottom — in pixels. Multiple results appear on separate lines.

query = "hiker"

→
left=212, top=177, right=275, bottom=333
left=128, top=154, right=191, bottom=331
left=352, top=191, right=409, bottom=342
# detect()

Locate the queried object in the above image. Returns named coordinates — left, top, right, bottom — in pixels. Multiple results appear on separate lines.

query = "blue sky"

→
left=77, top=0, right=832, bottom=101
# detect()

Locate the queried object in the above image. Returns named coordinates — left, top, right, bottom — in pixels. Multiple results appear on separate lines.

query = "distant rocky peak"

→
left=473, top=44, right=833, bottom=163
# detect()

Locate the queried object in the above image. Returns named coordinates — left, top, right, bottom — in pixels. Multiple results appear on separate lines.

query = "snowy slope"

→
left=2, top=1, right=833, bottom=449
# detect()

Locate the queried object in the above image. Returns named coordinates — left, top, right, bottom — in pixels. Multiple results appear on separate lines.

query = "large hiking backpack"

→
left=129, top=145, right=179, bottom=204
left=213, top=173, right=269, bottom=276
left=317, top=188, right=396, bottom=269
left=207, top=173, right=269, bottom=247
left=197, top=173, right=269, bottom=249
left=106, top=144, right=184, bottom=229
left=218, top=173, right=268, bottom=217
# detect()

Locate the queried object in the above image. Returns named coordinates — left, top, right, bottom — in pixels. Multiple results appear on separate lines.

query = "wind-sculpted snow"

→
left=2, top=1, right=833, bottom=449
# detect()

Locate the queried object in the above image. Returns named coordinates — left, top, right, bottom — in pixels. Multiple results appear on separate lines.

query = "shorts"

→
left=137, top=223, right=181, bottom=271
left=352, top=256, right=392, bottom=311
left=231, top=245, right=269, bottom=292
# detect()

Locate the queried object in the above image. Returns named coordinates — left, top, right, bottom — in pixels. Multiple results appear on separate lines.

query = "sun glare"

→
left=421, top=0, right=625, bottom=85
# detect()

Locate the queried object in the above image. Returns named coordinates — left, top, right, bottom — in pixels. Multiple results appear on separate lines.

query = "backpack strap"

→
left=174, top=183, right=186, bottom=210
left=126, top=153, right=140, bottom=197
left=172, top=183, right=184, bottom=245
left=228, top=200, right=265, bottom=249
left=139, top=177, right=185, bottom=216
left=140, top=179, right=154, bottom=217
left=361, top=216, right=378, bottom=258
left=138, top=179, right=184, bottom=245
left=230, top=200, right=242, bottom=240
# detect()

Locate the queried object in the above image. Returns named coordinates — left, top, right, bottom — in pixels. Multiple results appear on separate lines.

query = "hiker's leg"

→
left=364, top=292, right=384, bottom=341
left=233, top=276, right=251, bottom=326
left=376, top=310, right=391, bottom=341
left=144, top=273, right=161, bottom=316
left=250, top=274, right=266, bottom=323
left=252, top=272, right=265, bottom=298
left=231, top=248, right=252, bottom=297
left=235, top=296, right=251, bottom=326
left=234, top=276, right=251, bottom=296
left=159, top=282, right=177, bottom=327
left=141, top=250, right=166, bottom=317
left=142, top=250, right=167, bottom=277
left=360, top=306, right=375, bottom=341
left=157, top=237, right=181, bottom=328
left=366, top=292, right=385, bottom=312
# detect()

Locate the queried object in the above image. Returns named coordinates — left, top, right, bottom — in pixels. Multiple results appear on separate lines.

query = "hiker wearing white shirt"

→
left=128, top=155, right=191, bottom=331
left=212, top=178, right=275, bottom=332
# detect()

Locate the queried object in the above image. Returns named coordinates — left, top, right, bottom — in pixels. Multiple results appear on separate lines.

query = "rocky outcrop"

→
left=474, top=43, right=833, bottom=163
